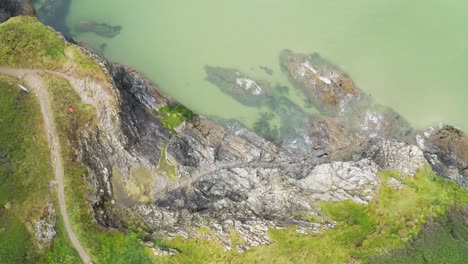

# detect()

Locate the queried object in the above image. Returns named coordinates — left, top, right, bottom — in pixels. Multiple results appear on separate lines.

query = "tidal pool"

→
left=36, top=0, right=468, bottom=132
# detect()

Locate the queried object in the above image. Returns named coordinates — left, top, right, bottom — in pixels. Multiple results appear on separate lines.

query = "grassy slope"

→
left=0, top=75, right=79, bottom=263
left=0, top=16, right=107, bottom=81
left=44, top=74, right=154, bottom=264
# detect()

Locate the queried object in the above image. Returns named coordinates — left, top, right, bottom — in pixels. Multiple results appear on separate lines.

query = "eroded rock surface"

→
left=17, top=36, right=452, bottom=251
left=33, top=202, right=56, bottom=250
left=418, top=125, right=468, bottom=186
left=67, top=55, right=429, bottom=251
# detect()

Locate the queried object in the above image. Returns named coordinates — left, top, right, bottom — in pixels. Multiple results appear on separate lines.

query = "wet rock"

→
left=307, top=117, right=365, bottom=161
left=74, top=20, right=122, bottom=38
left=418, top=125, right=468, bottom=186
left=346, top=102, right=414, bottom=141
left=33, top=202, right=56, bottom=250
left=205, top=66, right=271, bottom=106
left=280, top=50, right=361, bottom=113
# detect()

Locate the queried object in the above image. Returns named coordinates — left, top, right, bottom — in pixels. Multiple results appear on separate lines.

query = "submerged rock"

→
left=74, top=20, right=122, bottom=38
left=205, top=66, right=271, bottom=105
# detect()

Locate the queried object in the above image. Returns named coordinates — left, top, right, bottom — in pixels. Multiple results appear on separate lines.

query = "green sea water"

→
left=61, top=0, right=467, bottom=131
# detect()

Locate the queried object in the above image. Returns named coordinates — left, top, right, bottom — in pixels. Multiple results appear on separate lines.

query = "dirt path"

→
left=0, top=68, right=92, bottom=264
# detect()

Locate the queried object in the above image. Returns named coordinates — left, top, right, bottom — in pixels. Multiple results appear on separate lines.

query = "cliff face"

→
left=69, top=56, right=432, bottom=251
left=0, top=0, right=33, bottom=23
left=1, top=2, right=465, bottom=251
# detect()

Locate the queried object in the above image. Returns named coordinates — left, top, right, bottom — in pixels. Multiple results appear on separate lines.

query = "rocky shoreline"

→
left=1, top=0, right=467, bottom=253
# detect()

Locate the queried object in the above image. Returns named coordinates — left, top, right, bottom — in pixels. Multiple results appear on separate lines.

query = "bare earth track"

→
left=0, top=67, right=92, bottom=264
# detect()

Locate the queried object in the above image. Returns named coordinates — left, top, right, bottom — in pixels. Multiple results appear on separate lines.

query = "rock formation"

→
left=0, top=3, right=465, bottom=252
left=418, top=125, right=468, bottom=186
left=72, top=57, right=429, bottom=251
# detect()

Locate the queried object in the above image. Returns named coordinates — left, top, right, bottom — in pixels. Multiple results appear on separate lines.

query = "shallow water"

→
left=41, top=0, right=468, bottom=132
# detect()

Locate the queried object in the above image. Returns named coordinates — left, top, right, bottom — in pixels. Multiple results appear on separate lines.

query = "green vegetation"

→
left=156, top=167, right=467, bottom=264
left=157, top=147, right=177, bottom=180
left=40, top=212, right=80, bottom=264
left=0, top=16, right=107, bottom=81
left=370, top=205, right=468, bottom=264
left=0, top=75, right=79, bottom=263
left=158, top=104, right=194, bottom=133
left=44, top=74, right=154, bottom=263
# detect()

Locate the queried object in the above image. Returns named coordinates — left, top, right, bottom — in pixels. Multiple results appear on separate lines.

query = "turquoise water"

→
left=61, top=0, right=467, bottom=131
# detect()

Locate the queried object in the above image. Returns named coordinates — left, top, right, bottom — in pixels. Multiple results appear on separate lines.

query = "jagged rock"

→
left=360, top=139, right=426, bottom=176
left=307, top=117, right=365, bottom=161
left=33, top=202, right=56, bottom=250
left=299, top=159, right=380, bottom=203
left=418, top=125, right=468, bottom=186
left=28, top=38, right=432, bottom=251
left=77, top=59, right=430, bottom=251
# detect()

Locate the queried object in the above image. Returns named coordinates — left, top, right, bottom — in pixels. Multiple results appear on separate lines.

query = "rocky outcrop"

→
left=0, top=0, right=33, bottom=23
left=67, top=55, right=429, bottom=251
left=418, top=125, right=468, bottom=186
left=280, top=50, right=360, bottom=113
left=3, top=3, right=464, bottom=255
left=33, top=202, right=56, bottom=250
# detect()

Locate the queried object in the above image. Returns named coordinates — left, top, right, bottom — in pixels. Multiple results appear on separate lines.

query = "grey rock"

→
left=418, top=125, right=468, bottom=186
left=140, top=240, right=179, bottom=256
left=33, top=202, right=56, bottom=250
left=386, top=177, right=404, bottom=190
left=361, top=139, right=426, bottom=176
left=50, top=42, right=432, bottom=251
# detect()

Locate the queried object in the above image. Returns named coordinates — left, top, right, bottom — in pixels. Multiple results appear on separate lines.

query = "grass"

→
left=0, top=16, right=108, bottom=82
left=0, top=75, right=80, bottom=263
left=157, top=104, right=194, bottom=133
left=0, top=75, right=50, bottom=263
left=44, top=73, right=154, bottom=264
left=370, top=205, right=468, bottom=264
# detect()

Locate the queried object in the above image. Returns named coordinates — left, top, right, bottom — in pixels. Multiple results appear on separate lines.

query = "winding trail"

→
left=0, top=67, right=92, bottom=264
